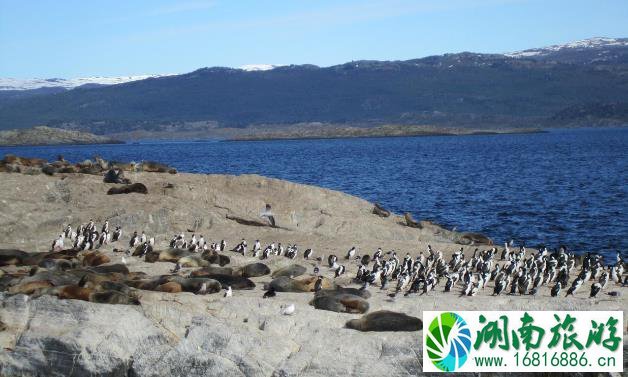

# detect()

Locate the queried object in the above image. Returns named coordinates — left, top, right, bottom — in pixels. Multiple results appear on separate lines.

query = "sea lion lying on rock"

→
left=310, top=290, right=369, bottom=314
left=201, top=274, right=255, bottom=290
left=268, top=275, right=334, bottom=293
left=107, top=183, right=148, bottom=195
left=140, top=161, right=177, bottom=174
left=178, top=255, right=209, bottom=268
left=190, top=266, right=234, bottom=277
left=235, top=262, right=270, bottom=278
left=373, top=203, right=391, bottom=217
left=459, top=232, right=493, bottom=246
left=271, top=264, right=307, bottom=278
left=0, top=249, right=30, bottom=266
left=81, top=251, right=111, bottom=267
left=87, top=263, right=129, bottom=275
left=201, top=251, right=231, bottom=266
left=38, top=258, right=75, bottom=271
left=103, top=169, right=131, bottom=184
left=167, top=276, right=221, bottom=294
left=346, top=311, right=423, bottom=332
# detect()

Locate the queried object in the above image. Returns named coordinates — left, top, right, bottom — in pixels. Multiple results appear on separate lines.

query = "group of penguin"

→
left=345, top=243, right=625, bottom=298
left=52, top=222, right=625, bottom=299
left=51, top=220, right=123, bottom=252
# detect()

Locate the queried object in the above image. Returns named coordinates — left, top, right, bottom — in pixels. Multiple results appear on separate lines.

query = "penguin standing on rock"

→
left=112, top=227, right=122, bottom=242
left=129, top=232, right=139, bottom=248
left=314, top=276, right=324, bottom=292
left=346, top=247, right=356, bottom=260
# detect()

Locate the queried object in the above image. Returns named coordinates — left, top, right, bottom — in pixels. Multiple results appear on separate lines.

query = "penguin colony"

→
left=1, top=219, right=625, bottom=332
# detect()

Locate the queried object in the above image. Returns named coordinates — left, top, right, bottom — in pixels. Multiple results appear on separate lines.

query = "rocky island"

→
left=0, top=156, right=624, bottom=376
left=0, top=126, right=122, bottom=146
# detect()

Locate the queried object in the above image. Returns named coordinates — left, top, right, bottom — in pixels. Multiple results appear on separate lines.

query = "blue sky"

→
left=1, top=0, right=627, bottom=78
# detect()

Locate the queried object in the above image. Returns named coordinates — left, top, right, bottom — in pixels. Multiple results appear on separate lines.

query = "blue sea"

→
left=1, top=128, right=626, bottom=260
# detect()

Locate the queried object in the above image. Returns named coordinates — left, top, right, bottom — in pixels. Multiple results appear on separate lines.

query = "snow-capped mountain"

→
left=239, top=64, right=283, bottom=71
left=506, top=37, right=628, bottom=58
left=0, top=75, right=174, bottom=91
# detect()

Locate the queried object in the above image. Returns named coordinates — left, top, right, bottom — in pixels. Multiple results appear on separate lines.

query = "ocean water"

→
left=1, top=128, right=626, bottom=260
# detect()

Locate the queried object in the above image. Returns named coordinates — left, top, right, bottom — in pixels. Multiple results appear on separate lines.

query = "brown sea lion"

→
left=235, top=262, right=270, bottom=278
left=156, top=248, right=193, bottom=263
left=89, top=290, right=140, bottom=305
left=82, top=251, right=110, bottom=267
left=157, top=281, right=182, bottom=293
left=268, top=275, right=334, bottom=293
left=140, top=161, right=176, bottom=174
left=178, top=255, right=209, bottom=268
left=167, top=276, right=221, bottom=294
left=346, top=311, right=423, bottom=332
left=310, top=292, right=369, bottom=314
left=270, top=264, right=307, bottom=279
left=38, top=258, right=74, bottom=271
left=87, top=263, right=129, bottom=275
left=201, top=251, right=230, bottom=266
left=0, top=249, right=29, bottom=266
left=56, top=285, right=93, bottom=301
left=8, top=280, right=54, bottom=295
left=317, top=287, right=371, bottom=299
left=190, top=266, right=234, bottom=277
left=107, top=183, right=148, bottom=195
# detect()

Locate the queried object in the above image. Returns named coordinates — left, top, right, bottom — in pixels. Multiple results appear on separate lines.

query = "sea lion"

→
left=202, top=274, right=255, bottom=290
left=201, top=251, right=230, bottom=266
left=89, top=290, right=140, bottom=305
left=346, top=311, right=423, bottom=332
left=155, top=248, right=193, bottom=263
left=38, top=258, right=74, bottom=271
left=82, top=251, right=111, bottom=267
left=140, top=161, right=177, bottom=174
left=8, top=280, right=54, bottom=295
left=87, top=263, right=129, bottom=275
left=190, top=266, right=234, bottom=277
left=310, top=292, right=369, bottom=314
left=107, top=183, right=148, bottom=195
left=0, top=249, right=29, bottom=266
left=268, top=275, right=334, bottom=293
left=178, top=255, right=209, bottom=268
left=235, top=262, right=271, bottom=278
left=157, top=281, right=182, bottom=293
left=56, top=285, right=94, bottom=301
left=168, top=276, right=221, bottom=294
left=271, top=264, right=307, bottom=278
left=372, top=203, right=391, bottom=217
left=317, top=287, right=371, bottom=299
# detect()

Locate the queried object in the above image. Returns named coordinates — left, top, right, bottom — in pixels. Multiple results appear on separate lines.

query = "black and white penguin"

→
left=129, top=232, right=139, bottom=248
left=304, top=249, right=313, bottom=260
left=551, top=282, right=561, bottom=297
left=51, top=235, right=64, bottom=251
left=346, top=247, right=356, bottom=260
left=140, top=232, right=147, bottom=244
left=101, top=220, right=109, bottom=234
left=112, top=227, right=122, bottom=242
left=590, top=282, right=602, bottom=298
left=566, top=278, right=583, bottom=296
left=64, top=224, right=72, bottom=239
left=220, top=240, right=226, bottom=252
left=314, top=276, right=323, bottom=292
left=223, top=286, right=232, bottom=297
left=327, top=254, right=337, bottom=268
left=335, top=265, right=345, bottom=278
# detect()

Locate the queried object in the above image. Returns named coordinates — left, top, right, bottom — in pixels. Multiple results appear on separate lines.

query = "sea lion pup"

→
left=346, top=311, right=423, bottom=332
left=234, top=262, right=271, bottom=278
left=81, top=251, right=111, bottom=267
left=190, top=266, right=234, bottom=277
left=270, top=264, right=307, bottom=279
left=107, top=183, right=148, bottom=195
left=178, top=255, right=209, bottom=268
left=268, top=275, right=334, bottom=293
left=201, top=274, right=255, bottom=290
left=201, top=251, right=231, bottom=266
left=89, top=290, right=140, bottom=305
left=167, top=276, right=221, bottom=294
left=310, top=292, right=369, bottom=314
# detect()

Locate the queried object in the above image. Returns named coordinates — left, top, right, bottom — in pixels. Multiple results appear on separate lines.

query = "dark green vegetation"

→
left=1, top=39, right=627, bottom=134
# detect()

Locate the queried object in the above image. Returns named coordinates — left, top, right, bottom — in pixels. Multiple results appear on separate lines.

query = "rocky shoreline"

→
left=0, top=157, right=625, bottom=376
left=0, top=126, right=122, bottom=146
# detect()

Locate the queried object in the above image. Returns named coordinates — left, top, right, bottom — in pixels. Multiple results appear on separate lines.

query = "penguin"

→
left=253, top=240, right=261, bottom=254
left=590, top=282, right=601, bottom=298
left=140, top=232, right=147, bottom=244
left=551, top=282, right=561, bottom=297
left=64, top=224, right=72, bottom=239
left=51, top=235, right=64, bottom=251
left=335, top=265, right=345, bottom=278
left=129, top=232, right=139, bottom=248
left=224, top=286, right=232, bottom=298
left=148, top=237, right=155, bottom=247
left=445, top=277, right=454, bottom=293
left=313, top=266, right=320, bottom=274
left=198, top=283, right=208, bottom=295
left=327, top=254, right=337, bottom=268
left=220, top=240, right=226, bottom=252
left=304, top=249, right=313, bottom=260
left=493, top=278, right=506, bottom=296
left=314, top=276, right=323, bottom=292
left=263, top=287, right=276, bottom=299
left=101, top=220, right=109, bottom=234
left=566, top=278, right=583, bottom=296
left=346, top=246, right=356, bottom=260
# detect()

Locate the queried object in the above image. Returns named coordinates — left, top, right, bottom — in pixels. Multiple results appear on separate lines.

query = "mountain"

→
left=0, top=75, right=173, bottom=91
left=0, top=126, right=122, bottom=146
left=1, top=37, right=627, bottom=135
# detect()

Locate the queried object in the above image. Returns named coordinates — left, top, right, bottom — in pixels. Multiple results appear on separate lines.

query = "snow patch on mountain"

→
left=0, top=75, right=174, bottom=91
left=239, top=64, right=282, bottom=71
left=506, top=37, right=628, bottom=58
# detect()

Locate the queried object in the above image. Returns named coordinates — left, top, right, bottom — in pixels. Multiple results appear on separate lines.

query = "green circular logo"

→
left=426, top=312, right=472, bottom=372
